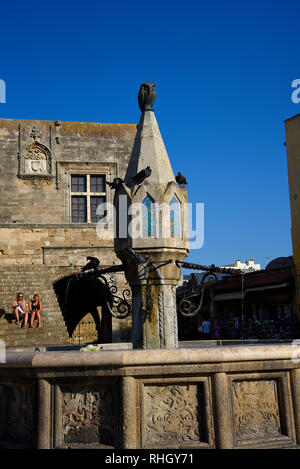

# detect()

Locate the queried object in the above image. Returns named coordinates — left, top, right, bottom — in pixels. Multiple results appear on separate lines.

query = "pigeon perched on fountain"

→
left=131, top=166, right=152, bottom=185
left=175, top=172, right=187, bottom=185
left=106, top=178, right=124, bottom=190
left=81, top=256, right=100, bottom=272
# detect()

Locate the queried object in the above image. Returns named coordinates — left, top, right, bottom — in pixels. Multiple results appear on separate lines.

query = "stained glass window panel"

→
left=142, top=195, right=155, bottom=237
left=169, top=196, right=181, bottom=238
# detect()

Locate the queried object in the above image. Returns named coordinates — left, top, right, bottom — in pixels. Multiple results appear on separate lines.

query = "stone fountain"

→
left=0, top=84, right=300, bottom=450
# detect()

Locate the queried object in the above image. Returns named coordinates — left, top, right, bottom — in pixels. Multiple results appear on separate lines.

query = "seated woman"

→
left=29, top=294, right=43, bottom=328
left=12, top=292, right=28, bottom=328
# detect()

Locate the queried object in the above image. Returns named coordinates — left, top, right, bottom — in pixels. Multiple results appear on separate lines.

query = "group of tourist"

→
left=208, top=313, right=299, bottom=341
left=12, top=292, right=43, bottom=329
left=192, top=311, right=299, bottom=341
left=239, top=314, right=298, bottom=340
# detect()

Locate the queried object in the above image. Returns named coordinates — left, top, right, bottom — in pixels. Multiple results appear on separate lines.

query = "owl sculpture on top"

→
left=138, top=82, right=157, bottom=112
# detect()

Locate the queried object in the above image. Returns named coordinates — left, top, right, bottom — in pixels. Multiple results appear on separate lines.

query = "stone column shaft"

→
left=121, top=376, right=139, bottom=448
left=212, top=372, right=234, bottom=449
left=37, top=379, right=51, bottom=449
left=291, top=369, right=300, bottom=444
left=131, top=281, right=178, bottom=349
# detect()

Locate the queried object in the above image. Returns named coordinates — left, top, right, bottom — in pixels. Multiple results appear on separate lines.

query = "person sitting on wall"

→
left=28, top=294, right=43, bottom=328
left=12, top=292, right=28, bottom=328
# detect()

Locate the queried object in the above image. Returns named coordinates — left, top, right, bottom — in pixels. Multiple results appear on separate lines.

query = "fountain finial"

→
left=138, top=82, right=156, bottom=112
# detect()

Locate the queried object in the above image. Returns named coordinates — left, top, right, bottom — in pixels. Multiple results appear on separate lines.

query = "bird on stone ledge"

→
left=175, top=172, right=188, bottom=185
left=131, top=166, right=152, bottom=185
left=81, top=256, right=100, bottom=272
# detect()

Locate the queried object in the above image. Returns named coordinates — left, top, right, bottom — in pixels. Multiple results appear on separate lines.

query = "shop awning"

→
left=213, top=283, right=290, bottom=301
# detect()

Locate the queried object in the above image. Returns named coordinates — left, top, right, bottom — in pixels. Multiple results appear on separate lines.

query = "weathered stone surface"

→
left=124, top=110, right=175, bottom=187
left=115, top=109, right=189, bottom=349
left=143, top=383, right=204, bottom=445
left=0, top=345, right=299, bottom=449
left=213, top=372, right=234, bottom=448
left=291, top=369, right=300, bottom=444
left=0, top=119, right=136, bottom=225
left=61, top=384, right=115, bottom=447
left=2, top=344, right=300, bottom=368
left=232, top=380, right=281, bottom=440
left=0, top=118, right=136, bottom=346
left=37, top=379, right=51, bottom=449
left=0, top=382, right=36, bottom=447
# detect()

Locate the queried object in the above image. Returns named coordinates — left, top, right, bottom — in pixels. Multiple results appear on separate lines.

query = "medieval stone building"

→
left=0, top=118, right=137, bottom=347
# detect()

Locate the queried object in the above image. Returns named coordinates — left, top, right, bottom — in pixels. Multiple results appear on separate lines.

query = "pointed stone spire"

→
left=114, top=83, right=190, bottom=350
left=125, top=106, right=175, bottom=188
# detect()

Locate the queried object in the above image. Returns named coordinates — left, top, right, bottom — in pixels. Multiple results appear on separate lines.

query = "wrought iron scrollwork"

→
left=69, top=263, right=132, bottom=320
left=177, top=271, right=218, bottom=317
left=73, top=253, right=174, bottom=321
left=98, top=274, right=131, bottom=319
left=176, top=260, right=239, bottom=317
left=82, top=253, right=172, bottom=321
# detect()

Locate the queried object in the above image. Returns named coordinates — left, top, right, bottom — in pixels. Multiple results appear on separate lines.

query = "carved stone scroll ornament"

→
left=144, top=384, right=203, bottom=444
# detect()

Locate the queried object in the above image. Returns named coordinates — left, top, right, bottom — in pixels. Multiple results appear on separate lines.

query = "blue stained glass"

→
left=169, top=196, right=181, bottom=238
left=142, top=195, right=155, bottom=237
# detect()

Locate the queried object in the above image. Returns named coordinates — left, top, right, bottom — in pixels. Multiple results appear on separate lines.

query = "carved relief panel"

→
left=233, top=380, right=281, bottom=439
left=141, top=378, right=214, bottom=448
left=23, top=141, right=50, bottom=175
left=18, top=124, right=53, bottom=179
left=231, top=374, right=296, bottom=447
left=54, top=382, right=118, bottom=448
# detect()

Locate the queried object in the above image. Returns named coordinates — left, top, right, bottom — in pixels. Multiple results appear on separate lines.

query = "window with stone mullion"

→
left=71, top=174, right=106, bottom=223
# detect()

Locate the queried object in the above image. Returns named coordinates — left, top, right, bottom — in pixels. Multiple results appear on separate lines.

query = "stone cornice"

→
left=2, top=344, right=300, bottom=369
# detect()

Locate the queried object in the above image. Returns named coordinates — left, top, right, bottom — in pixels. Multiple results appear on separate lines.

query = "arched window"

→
left=142, top=194, right=155, bottom=237
left=169, top=196, right=181, bottom=238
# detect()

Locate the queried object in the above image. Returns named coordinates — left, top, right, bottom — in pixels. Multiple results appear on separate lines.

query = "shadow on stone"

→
left=53, top=274, right=113, bottom=343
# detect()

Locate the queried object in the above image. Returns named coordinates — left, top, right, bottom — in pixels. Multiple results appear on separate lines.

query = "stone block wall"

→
left=0, top=119, right=136, bottom=225
left=0, top=118, right=137, bottom=345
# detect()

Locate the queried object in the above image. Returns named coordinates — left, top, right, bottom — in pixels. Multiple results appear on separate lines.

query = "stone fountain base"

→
left=1, top=345, right=300, bottom=449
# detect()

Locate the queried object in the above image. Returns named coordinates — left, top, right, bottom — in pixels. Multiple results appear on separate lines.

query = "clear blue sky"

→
left=1, top=0, right=299, bottom=268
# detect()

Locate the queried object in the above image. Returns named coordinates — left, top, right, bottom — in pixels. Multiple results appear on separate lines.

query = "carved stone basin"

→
left=0, top=344, right=300, bottom=449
